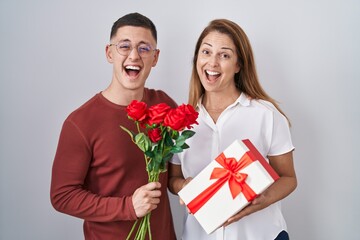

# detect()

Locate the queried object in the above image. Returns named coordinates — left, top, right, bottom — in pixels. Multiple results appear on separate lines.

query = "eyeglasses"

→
left=109, top=41, right=157, bottom=58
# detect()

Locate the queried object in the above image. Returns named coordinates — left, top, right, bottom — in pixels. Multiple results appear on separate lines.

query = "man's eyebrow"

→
left=117, top=39, right=151, bottom=45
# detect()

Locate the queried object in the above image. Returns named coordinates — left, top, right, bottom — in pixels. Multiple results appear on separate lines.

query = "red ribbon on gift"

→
left=187, top=152, right=257, bottom=214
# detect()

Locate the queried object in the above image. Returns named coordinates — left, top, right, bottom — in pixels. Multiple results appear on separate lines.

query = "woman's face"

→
left=196, top=31, right=240, bottom=94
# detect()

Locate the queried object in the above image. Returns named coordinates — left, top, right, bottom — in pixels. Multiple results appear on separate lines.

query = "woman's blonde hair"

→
left=188, top=19, right=289, bottom=123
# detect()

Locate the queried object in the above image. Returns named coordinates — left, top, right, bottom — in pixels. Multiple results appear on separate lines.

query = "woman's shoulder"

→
left=252, top=98, right=278, bottom=112
left=241, top=92, right=277, bottom=113
left=248, top=97, right=289, bottom=125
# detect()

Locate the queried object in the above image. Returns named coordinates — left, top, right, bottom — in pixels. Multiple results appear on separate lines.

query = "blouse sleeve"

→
left=170, top=152, right=182, bottom=165
left=267, top=105, right=295, bottom=156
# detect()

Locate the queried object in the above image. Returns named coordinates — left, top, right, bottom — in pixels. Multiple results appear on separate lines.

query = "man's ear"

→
left=152, top=49, right=160, bottom=67
left=105, top=45, right=114, bottom=63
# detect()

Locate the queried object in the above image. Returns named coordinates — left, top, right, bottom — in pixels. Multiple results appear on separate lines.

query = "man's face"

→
left=106, top=26, right=159, bottom=92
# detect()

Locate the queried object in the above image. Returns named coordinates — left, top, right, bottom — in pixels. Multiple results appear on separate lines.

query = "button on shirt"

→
left=171, top=93, right=295, bottom=240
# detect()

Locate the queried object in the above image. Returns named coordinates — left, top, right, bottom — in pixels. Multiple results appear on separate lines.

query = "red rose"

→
left=147, top=103, right=171, bottom=125
left=163, top=108, right=187, bottom=131
left=177, top=104, right=199, bottom=129
left=148, top=128, right=162, bottom=143
left=126, top=100, right=148, bottom=122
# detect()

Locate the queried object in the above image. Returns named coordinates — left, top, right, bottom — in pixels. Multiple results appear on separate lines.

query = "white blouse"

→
left=171, top=93, right=295, bottom=240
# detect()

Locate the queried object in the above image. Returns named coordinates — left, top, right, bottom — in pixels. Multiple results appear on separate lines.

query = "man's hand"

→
left=132, top=182, right=162, bottom=218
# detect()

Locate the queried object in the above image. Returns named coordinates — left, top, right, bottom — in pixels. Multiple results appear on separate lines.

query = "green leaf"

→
left=181, top=130, right=196, bottom=139
left=164, top=132, right=174, bottom=146
left=147, top=159, right=155, bottom=172
left=171, top=130, right=179, bottom=139
left=171, top=146, right=184, bottom=154
left=175, top=135, right=186, bottom=147
left=159, top=160, right=167, bottom=172
left=162, top=153, right=174, bottom=162
left=144, top=150, right=155, bottom=158
left=181, top=142, right=190, bottom=149
left=154, top=154, right=162, bottom=164
left=134, top=133, right=151, bottom=152
left=120, top=126, right=136, bottom=141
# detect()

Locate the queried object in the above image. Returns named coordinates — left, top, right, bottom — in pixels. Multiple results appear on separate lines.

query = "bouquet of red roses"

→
left=120, top=100, right=199, bottom=240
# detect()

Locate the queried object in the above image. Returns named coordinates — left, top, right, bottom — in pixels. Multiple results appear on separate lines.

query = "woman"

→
left=168, top=19, right=297, bottom=240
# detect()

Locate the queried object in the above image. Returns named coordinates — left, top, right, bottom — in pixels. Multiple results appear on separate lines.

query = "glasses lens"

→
left=117, top=42, right=131, bottom=56
left=137, top=44, right=153, bottom=57
left=114, top=41, right=154, bottom=57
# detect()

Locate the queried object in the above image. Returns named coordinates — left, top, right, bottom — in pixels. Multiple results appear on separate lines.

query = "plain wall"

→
left=1, top=0, right=359, bottom=239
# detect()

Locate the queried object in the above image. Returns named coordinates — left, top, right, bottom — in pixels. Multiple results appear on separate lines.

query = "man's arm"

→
left=50, top=120, right=138, bottom=222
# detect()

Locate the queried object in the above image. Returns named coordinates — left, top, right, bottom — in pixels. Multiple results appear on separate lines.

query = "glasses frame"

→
left=109, top=41, right=157, bottom=58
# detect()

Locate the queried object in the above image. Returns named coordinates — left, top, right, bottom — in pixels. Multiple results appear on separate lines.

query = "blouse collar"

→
left=196, top=92, right=251, bottom=110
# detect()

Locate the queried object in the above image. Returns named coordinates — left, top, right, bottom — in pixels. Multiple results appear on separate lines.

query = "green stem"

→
left=125, top=219, right=139, bottom=240
left=148, top=171, right=159, bottom=182
left=136, top=122, right=141, bottom=134
left=144, top=156, right=149, bottom=166
left=128, top=124, right=162, bottom=239
left=147, top=213, right=152, bottom=240
left=141, top=216, right=147, bottom=239
left=125, top=172, right=160, bottom=240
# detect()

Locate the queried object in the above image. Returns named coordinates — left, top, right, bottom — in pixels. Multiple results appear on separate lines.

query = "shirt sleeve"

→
left=50, top=120, right=138, bottom=222
left=267, top=107, right=295, bottom=156
left=170, top=153, right=181, bottom=165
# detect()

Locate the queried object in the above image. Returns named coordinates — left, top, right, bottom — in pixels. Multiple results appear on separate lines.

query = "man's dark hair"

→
left=110, top=12, right=157, bottom=42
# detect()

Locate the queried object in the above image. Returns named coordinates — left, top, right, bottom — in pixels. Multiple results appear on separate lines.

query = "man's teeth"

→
left=125, top=66, right=140, bottom=70
left=206, top=70, right=220, bottom=76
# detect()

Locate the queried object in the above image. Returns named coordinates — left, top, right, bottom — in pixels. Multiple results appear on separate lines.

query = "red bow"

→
left=187, top=152, right=257, bottom=214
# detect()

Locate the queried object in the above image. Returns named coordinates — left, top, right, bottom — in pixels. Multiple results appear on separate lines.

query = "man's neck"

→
left=102, top=86, right=145, bottom=106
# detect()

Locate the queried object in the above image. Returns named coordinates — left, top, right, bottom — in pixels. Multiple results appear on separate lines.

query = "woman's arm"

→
left=168, top=162, right=193, bottom=193
left=168, top=163, right=186, bottom=195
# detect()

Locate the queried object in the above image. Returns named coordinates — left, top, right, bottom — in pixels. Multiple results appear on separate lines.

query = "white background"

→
left=0, top=0, right=359, bottom=239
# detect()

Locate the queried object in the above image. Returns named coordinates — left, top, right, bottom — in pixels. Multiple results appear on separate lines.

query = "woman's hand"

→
left=223, top=192, right=269, bottom=226
left=224, top=151, right=297, bottom=227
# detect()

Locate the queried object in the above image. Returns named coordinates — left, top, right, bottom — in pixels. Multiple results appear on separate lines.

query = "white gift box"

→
left=178, top=139, right=279, bottom=234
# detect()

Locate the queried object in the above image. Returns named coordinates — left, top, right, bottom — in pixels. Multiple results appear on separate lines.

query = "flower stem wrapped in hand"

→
left=120, top=100, right=198, bottom=240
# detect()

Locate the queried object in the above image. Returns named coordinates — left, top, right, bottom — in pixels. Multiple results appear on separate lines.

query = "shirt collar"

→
left=237, top=92, right=251, bottom=107
left=196, top=92, right=251, bottom=110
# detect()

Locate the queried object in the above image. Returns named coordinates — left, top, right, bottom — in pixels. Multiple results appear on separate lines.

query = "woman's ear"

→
left=236, top=63, right=241, bottom=74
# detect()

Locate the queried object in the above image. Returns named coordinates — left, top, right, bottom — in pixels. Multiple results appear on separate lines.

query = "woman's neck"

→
left=202, top=90, right=240, bottom=123
left=202, top=90, right=240, bottom=112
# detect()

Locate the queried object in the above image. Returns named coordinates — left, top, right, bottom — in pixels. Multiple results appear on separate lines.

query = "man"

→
left=50, top=13, right=177, bottom=239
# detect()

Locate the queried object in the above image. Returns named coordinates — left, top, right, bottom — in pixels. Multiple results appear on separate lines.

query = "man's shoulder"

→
left=66, top=93, right=102, bottom=122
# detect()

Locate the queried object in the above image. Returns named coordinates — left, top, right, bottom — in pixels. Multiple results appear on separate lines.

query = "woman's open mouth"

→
left=205, top=70, right=221, bottom=82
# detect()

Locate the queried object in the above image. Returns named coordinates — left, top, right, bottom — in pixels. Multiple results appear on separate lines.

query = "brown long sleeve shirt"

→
left=51, top=89, right=177, bottom=240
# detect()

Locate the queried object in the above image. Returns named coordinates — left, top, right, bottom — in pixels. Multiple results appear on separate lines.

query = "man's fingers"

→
left=140, top=182, right=162, bottom=197
left=144, top=181, right=161, bottom=190
left=132, top=182, right=163, bottom=218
